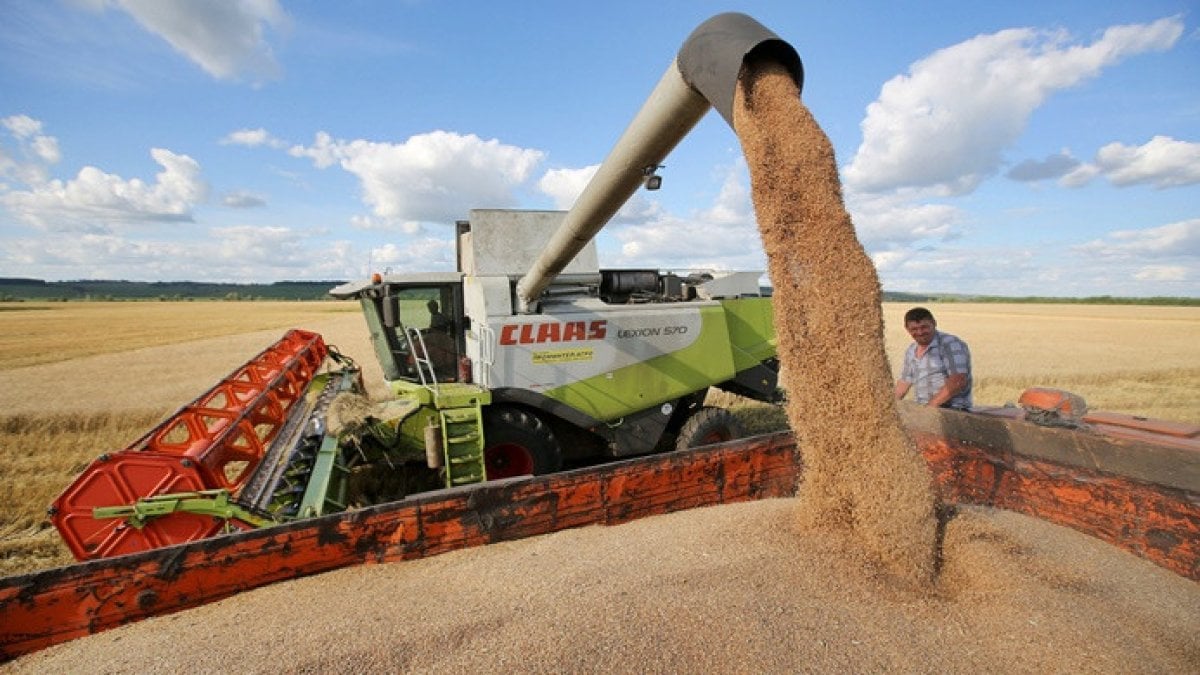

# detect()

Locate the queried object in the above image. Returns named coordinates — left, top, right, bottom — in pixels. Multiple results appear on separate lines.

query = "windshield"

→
left=381, top=285, right=461, bottom=384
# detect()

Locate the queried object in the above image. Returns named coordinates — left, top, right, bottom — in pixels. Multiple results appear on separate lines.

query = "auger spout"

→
left=514, top=12, right=802, bottom=313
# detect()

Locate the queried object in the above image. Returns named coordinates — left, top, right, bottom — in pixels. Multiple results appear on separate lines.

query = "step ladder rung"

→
left=437, top=403, right=487, bottom=488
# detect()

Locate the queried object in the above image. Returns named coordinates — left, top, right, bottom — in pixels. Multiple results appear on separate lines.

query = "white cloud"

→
left=204, top=226, right=361, bottom=281
left=1, top=114, right=61, bottom=184
left=349, top=213, right=424, bottom=235
left=1074, top=219, right=1200, bottom=258
left=370, top=238, right=457, bottom=273
left=0, top=227, right=364, bottom=282
left=1061, top=136, right=1200, bottom=189
left=846, top=191, right=964, bottom=248
left=221, top=128, right=287, bottom=149
left=1, top=146, right=208, bottom=231
left=609, top=166, right=763, bottom=271
left=290, top=130, right=545, bottom=226
left=1057, top=164, right=1101, bottom=189
left=1133, top=265, right=1189, bottom=282
left=615, top=215, right=759, bottom=270
left=702, top=167, right=755, bottom=226
left=843, top=16, right=1183, bottom=196
left=828, top=16, right=1192, bottom=297
left=885, top=248, right=985, bottom=279
left=538, top=165, right=595, bottom=209
left=2, top=114, right=44, bottom=138
left=28, top=134, right=61, bottom=165
left=871, top=220, right=1200, bottom=296
left=875, top=245, right=1063, bottom=295
left=91, top=0, right=289, bottom=82
left=214, top=224, right=301, bottom=262
left=589, top=161, right=962, bottom=274
left=536, top=163, right=662, bottom=224
left=221, top=190, right=266, bottom=208
left=869, top=249, right=913, bottom=274
left=0, top=233, right=184, bottom=279
left=872, top=220, right=1200, bottom=297
left=290, top=131, right=340, bottom=169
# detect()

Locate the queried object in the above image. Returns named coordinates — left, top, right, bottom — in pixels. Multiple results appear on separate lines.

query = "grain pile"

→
left=733, top=60, right=936, bottom=586
left=7, top=499, right=1198, bottom=673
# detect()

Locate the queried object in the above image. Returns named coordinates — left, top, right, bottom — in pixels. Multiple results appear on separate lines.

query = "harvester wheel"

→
left=674, top=406, right=745, bottom=451
left=483, top=406, right=562, bottom=479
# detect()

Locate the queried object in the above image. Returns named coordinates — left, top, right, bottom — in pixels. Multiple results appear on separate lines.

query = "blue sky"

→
left=1, top=0, right=1197, bottom=297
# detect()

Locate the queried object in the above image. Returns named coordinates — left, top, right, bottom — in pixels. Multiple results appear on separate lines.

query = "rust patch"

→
left=1143, top=528, right=1181, bottom=554
left=315, top=518, right=350, bottom=547
left=135, top=589, right=158, bottom=610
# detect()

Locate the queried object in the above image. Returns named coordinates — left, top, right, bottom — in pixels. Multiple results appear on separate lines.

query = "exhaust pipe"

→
left=515, top=13, right=803, bottom=313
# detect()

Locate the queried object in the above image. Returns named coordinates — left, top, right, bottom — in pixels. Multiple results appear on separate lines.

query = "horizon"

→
left=3, top=276, right=1197, bottom=304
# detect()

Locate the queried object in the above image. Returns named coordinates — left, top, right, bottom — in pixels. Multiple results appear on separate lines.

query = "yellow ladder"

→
left=439, top=405, right=486, bottom=487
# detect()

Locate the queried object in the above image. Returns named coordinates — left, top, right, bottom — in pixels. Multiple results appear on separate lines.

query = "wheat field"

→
left=0, top=300, right=1196, bottom=577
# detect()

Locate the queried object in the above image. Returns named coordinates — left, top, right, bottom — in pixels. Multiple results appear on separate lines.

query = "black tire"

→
left=482, top=406, right=562, bottom=479
left=674, top=406, right=745, bottom=452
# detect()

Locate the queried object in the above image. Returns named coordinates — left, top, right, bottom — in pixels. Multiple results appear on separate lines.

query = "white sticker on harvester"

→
left=532, top=348, right=594, bottom=365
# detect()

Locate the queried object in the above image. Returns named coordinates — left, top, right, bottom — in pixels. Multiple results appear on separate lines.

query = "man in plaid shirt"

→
left=894, top=307, right=972, bottom=409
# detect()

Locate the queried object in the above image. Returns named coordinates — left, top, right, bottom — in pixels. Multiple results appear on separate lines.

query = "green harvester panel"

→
left=293, top=370, right=361, bottom=519
left=93, top=489, right=274, bottom=530
left=296, top=433, right=351, bottom=518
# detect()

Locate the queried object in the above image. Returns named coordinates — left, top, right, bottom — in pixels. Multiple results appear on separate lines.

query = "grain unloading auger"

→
left=10, top=12, right=1197, bottom=662
left=47, top=13, right=800, bottom=563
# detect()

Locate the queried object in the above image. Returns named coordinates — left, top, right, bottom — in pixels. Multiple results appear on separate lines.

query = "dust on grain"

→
left=734, top=60, right=937, bottom=586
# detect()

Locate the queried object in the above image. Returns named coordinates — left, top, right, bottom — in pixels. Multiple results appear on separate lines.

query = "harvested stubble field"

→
left=1, top=299, right=1198, bottom=673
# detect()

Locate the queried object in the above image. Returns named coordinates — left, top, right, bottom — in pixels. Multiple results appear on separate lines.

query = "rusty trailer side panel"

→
left=3, top=406, right=1199, bottom=661
left=0, top=434, right=797, bottom=660
left=905, top=404, right=1200, bottom=581
left=920, top=437, right=1200, bottom=579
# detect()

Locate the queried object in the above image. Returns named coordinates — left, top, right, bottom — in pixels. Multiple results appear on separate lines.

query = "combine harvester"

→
left=2, top=13, right=1197, bottom=661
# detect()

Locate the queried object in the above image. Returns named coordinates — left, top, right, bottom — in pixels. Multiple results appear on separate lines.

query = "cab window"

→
left=385, top=285, right=461, bottom=383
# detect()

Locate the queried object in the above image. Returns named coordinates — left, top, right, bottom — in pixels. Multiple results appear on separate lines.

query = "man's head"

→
left=904, top=306, right=937, bottom=346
